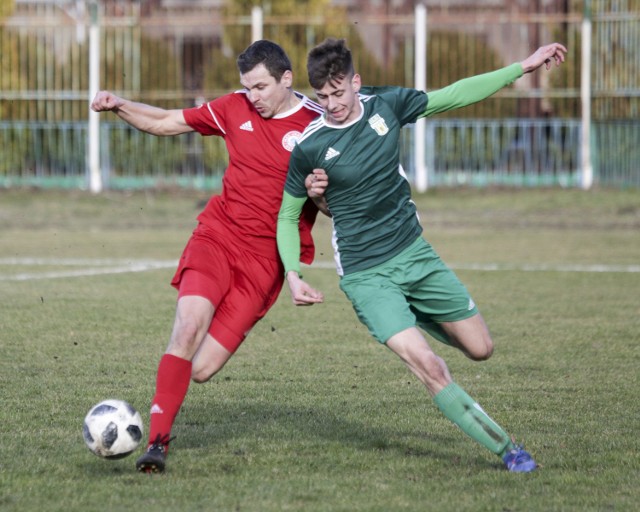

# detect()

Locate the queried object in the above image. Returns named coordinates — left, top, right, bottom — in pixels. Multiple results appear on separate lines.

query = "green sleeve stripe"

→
left=277, top=191, right=308, bottom=275
left=421, top=63, right=523, bottom=118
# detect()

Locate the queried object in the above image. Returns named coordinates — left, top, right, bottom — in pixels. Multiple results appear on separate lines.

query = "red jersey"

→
left=183, top=91, right=323, bottom=264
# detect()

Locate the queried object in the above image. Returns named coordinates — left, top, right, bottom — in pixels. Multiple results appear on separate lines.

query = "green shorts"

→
left=339, top=237, right=478, bottom=344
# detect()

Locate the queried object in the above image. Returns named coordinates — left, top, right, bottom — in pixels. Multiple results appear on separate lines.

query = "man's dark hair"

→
left=236, top=40, right=292, bottom=82
left=307, top=38, right=355, bottom=90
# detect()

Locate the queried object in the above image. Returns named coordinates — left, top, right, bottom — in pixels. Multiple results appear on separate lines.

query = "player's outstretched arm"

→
left=520, top=42, right=567, bottom=73
left=90, top=90, right=192, bottom=136
left=422, top=42, right=567, bottom=118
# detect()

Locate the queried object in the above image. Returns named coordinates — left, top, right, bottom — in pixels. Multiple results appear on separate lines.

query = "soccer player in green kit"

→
left=278, top=38, right=567, bottom=472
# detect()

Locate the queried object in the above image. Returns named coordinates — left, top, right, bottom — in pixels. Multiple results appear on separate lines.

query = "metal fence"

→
left=0, top=0, right=639, bottom=190
left=4, top=117, right=636, bottom=190
left=0, top=120, right=227, bottom=189
left=402, top=119, right=582, bottom=188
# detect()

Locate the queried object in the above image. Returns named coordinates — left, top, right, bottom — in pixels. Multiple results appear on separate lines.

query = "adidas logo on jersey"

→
left=240, top=120, right=253, bottom=132
left=324, top=147, right=340, bottom=161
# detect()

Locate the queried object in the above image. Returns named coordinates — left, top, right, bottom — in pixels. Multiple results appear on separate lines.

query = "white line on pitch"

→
left=0, top=259, right=176, bottom=281
left=0, top=257, right=177, bottom=266
left=304, top=261, right=640, bottom=273
left=449, top=262, right=640, bottom=273
left=1, top=258, right=639, bottom=282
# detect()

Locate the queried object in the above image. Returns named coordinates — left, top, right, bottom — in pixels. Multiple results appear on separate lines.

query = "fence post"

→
left=87, top=2, right=102, bottom=193
left=580, top=0, right=593, bottom=190
left=251, top=6, right=263, bottom=42
left=414, top=3, right=428, bottom=192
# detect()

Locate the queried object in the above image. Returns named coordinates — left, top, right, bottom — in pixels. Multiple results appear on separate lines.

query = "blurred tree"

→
left=202, top=0, right=384, bottom=97
left=550, top=0, right=639, bottom=119
left=0, top=0, right=14, bottom=18
left=0, top=0, right=20, bottom=120
left=0, top=0, right=17, bottom=169
left=423, top=31, right=517, bottom=118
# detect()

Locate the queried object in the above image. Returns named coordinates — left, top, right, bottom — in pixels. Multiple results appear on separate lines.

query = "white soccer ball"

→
left=83, top=399, right=144, bottom=459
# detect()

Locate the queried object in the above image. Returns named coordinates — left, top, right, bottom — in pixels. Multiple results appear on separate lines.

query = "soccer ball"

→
left=83, top=399, right=143, bottom=459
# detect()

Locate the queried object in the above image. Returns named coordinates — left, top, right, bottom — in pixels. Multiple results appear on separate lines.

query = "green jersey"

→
left=285, top=87, right=426, bottom=275
left=279, top=63, right=523, bottom=276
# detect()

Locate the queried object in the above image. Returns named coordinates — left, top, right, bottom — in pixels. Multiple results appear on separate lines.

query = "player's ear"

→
left=351, top=73, right=362, bottom=93
left=281, top=70, right=293, bottom=88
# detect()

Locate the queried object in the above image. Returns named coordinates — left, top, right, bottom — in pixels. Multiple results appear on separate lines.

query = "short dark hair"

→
left=236, top=40, right=292, bottom=82
left=307, top=38, right=355, bottom=89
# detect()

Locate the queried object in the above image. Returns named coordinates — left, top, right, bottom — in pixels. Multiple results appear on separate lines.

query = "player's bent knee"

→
left=470, top=347, right=493, bottom=361
left=191, top=364, right=219, bottom=384
left=191, top=352, right=230, bottom=383
left=191, top=373, right=209, bottom=384
left=466, top=337, right=494, bottom=361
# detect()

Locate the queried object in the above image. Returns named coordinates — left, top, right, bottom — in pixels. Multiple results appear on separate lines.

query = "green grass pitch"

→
left=0, top=187, right=639, bottom=511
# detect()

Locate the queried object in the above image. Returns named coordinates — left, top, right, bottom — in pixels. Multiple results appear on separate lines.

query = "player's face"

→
left=240, top=64, right=294, bottom=118
left=314, top=73, right=362, bottom=126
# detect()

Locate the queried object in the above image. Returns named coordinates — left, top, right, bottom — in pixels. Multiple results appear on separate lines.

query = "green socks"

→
left=434, top=382, right=514, bottom=457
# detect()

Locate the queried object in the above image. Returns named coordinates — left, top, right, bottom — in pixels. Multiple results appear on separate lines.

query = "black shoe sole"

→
left=136, top=458, right=165, bottom=473
left=137, top=464, right=164, bottom=473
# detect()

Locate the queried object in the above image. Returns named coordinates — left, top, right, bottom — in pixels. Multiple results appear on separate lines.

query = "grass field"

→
left=1, top=187, right=639, bottom=512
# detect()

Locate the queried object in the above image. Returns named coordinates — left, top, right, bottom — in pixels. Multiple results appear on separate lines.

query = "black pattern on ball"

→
left=82, top=399, right=143, bottom=459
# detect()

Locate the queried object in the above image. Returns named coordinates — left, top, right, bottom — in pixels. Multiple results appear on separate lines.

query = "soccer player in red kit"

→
left=91, top=40, right=323, bottom=473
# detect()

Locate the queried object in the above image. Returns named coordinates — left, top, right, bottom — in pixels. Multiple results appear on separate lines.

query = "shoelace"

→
left=148, top=433, right=176, bottom=451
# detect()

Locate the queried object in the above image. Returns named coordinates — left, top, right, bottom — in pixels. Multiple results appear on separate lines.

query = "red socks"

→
left=146, top=354, right=192, bottom=449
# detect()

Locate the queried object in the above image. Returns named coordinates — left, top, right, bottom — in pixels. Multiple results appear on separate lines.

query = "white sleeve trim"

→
left=206, top=102, right=225, bottom=135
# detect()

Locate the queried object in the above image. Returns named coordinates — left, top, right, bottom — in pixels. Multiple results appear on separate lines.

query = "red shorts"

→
left=171, top=224, right=285, bottom=353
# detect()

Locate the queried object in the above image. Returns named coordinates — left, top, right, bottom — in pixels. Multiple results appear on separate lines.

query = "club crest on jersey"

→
left=282, top=131, right=302, bottom=152
left=368, top=114, right=389, bottom=136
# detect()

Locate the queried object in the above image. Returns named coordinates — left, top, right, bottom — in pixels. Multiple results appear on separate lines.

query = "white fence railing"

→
left=4, top=118, right=637, bottom=189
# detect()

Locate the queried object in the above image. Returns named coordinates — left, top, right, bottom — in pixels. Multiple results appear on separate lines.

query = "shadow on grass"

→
left=169, top=400, right=501, bottom=471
